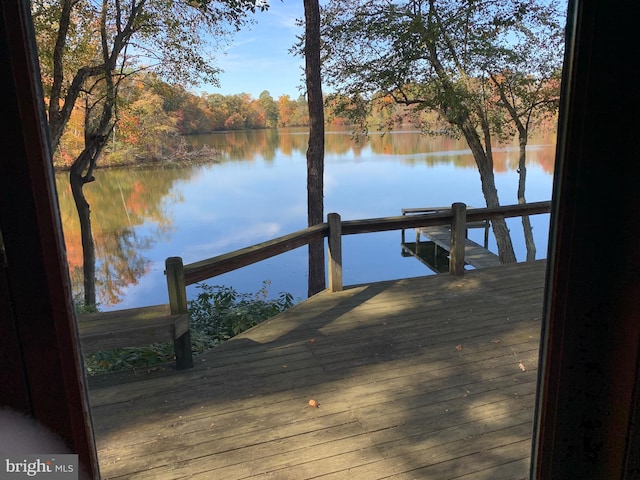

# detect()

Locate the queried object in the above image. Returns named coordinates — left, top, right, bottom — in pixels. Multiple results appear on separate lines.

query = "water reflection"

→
left=57, top=128, right=555, bottom=310
left=188, top=127, right=556, bottom=172
left=56, top=166, right=195, bottom=307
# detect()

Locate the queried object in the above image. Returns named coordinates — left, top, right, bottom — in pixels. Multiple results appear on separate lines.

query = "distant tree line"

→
left=53, top=73, right=303, bottom=168
left=52, top=72, right=444, bottom=168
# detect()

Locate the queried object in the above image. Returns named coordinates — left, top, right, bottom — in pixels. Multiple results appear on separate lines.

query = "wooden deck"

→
left=88, top=260, right=546, bottom=479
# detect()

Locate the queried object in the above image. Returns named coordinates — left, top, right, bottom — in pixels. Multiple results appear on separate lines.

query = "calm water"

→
left=55, top=127, right=556, bottom=310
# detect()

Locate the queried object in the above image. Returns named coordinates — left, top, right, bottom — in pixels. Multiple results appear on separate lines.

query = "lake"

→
left=55, top=127, right=556, bottom=311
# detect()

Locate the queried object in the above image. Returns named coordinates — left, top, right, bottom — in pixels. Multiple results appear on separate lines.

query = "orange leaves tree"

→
left=33, top=0, right=267, bottom=307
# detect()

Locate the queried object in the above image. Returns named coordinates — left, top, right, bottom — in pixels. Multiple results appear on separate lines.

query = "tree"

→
left=245, top=96, right=267, bottom=128
left=277, top=94, right=295, bottom=127
left=482, top=8, right=564, bottom=260
left=291, top=95, right=310, bottom=126
left=258, top=90, right=278, bottom=128
left=34, top=0, right=266, bottom=306
left=303, top=0, right=325, bottom=296
left=224, top=112, right=245, bottom=129
left=206, top=93, right=232, bottom=129
left=321, top=0, right=564, bottom=264
left=117, top=85, right=179, bottom=158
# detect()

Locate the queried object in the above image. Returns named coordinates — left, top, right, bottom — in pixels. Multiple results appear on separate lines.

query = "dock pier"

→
left=401, top=207, right=500, bottom=272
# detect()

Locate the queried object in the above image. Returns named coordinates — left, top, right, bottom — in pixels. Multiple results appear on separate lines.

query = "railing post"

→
left=450, top=203, right=467, bottom=275
left=165, top=256, right=193, bottom=369
left=401, top=210, right=406, bottom=244
left=327, top=213, right=343, bottom=292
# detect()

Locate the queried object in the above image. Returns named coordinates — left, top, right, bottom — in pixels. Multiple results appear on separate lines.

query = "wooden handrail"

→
left=341, top=201, right=551, bottom=235
left=341, top=210, right=454, bottom=235
left=466, top=201, right=551, bottom=222
left=166, top=200, right=552, bottom=298
left=183, top=223, right=328, bottom=286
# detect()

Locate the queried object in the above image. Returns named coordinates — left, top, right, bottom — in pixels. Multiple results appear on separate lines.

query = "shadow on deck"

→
left=88, top=260, right=546, bottom=479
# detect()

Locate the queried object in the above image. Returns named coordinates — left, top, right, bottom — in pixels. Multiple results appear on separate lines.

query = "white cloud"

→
left=183, top=222, right=283, bottom=260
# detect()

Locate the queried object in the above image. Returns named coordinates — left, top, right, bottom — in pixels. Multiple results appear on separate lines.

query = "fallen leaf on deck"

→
left=308, top=399, right=319, bottom=408
left=309, top=338, right=316, bottom=343
left=455, top=344, right=463, bottom=351
left=518, top=362, right=526, bottom=371
left=490, top=338, right=501, bottom=344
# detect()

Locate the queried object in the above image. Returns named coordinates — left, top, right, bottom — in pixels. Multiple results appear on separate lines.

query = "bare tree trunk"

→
left=489, top=75, right=539, bottom=263
left=304, top=0, right=325, bottom=296
left=459, top=119, right=517, bottom=264
left=70, top=168, right=96, bottom=307
left=518, top=134, right=536, bottom=261
left=69, top=141, right=103, bottom=307
left=423, top=3, right=516, bottom=265
left=70, top=74, right=115, bottom=307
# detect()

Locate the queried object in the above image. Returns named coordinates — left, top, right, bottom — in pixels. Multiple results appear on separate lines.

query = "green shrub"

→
left=83, top=281, right=294, bottom=375
left=84, top=342, right=175, bottom=375
left=73, top=295, right=99, bottom=314
left=189, top=281, right=294, bottom=342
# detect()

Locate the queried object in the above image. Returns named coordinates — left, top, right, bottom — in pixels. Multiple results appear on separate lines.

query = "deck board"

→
left=89, top=260, right=546, bottom=479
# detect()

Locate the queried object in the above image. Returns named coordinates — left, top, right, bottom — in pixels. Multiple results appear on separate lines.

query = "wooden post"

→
left=483, top=222, right=490, bottom=249
left=401, top=210, right=406, bottom=244
left=165, top=256, right=193, bottom=369
left=450, top=203, right=466, bottom=275
left=327, top=213, right=343, bottom=292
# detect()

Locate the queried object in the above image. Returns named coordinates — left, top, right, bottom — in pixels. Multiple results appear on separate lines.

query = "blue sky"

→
left=202, top=1, right=306, bottom=99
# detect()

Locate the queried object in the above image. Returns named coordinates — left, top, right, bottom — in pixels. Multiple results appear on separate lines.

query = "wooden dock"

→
left=89, top=260, right=546, bottom=479
left=416, top=225, right=501, bottom=269
left=400, top=207, right=500, bottom=272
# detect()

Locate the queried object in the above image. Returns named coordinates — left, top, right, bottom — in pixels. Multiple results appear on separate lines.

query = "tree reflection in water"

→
left=56, top=165, right=194, bottom=307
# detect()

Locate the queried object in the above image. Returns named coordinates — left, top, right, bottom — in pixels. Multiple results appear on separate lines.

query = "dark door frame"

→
left=532, top=1, right=640, bottom=477
left=0, top=1, right=99, bottom=476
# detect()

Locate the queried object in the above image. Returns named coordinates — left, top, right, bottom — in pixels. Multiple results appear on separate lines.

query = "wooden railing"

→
left=165, top=201, right=551, bottom=314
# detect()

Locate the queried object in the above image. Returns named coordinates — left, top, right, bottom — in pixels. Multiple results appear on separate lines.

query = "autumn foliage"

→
left=51, top=72, right=453, bottom=169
